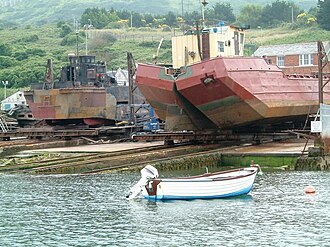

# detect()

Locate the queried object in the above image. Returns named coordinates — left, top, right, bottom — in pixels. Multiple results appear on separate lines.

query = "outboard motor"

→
left=126, top=165, right=159, bottom=200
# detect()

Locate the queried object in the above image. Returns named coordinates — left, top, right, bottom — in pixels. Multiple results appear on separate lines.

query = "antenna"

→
left=73, top=17, right=79, bottom=57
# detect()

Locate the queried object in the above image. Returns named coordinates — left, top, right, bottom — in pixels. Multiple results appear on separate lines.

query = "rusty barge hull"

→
left=136, top=56, right=330, bottom=132
left=24, top=88, right=117, bottom=126
left=136, top=64, right=201, bottom=130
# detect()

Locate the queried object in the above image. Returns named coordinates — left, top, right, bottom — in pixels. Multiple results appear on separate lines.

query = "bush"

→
left=138, top=41, right=159, bottom=48
left=137, top=27, right=154, bottom=32
left=13, top=51, right=29, bottom=61
left=161, top=40, right=171, bottom=49
left=60, top=24, right=73, bottom=37
left=161, top=25, right=171, bottom=32
left=0, top=43, right=12, bottom=56
left=0, top=56, right=16, bottom=68
left=26, top=48, right=46, bottom=57
left=106, top=21, right=127, bottom=29
left=88, top=32, right=117, bottom=51
left=61, top=33, right=83, bottom=46
left=18, top=34, right=39, bottom=43
left=57, top=21, right=66, bottom=28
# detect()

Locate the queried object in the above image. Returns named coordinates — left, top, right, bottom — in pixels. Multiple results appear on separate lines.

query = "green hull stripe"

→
left=199, top=96, right=241, bottom=111
left=158, top=68, right=176, bottom=81
left=176, top=67, right=193, bottom=79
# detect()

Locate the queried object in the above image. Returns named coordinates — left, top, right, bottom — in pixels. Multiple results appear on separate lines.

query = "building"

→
left=0, top=91, right=27, bottom=111
left=107, top=68, right=129, bottom=86
left=253, top=41, right=330, bottom=74
left=172, top=25, right=245, bottom=68
left=114, top=68, right=129, bottom=86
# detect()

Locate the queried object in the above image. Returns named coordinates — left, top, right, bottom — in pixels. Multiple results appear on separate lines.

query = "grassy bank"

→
left=0, top=24, right=329, bottom=100
left=246, top=25, right=330, bottom=46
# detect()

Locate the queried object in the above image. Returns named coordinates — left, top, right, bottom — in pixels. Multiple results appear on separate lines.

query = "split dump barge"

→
left=136, top=56, right=330, bottom=132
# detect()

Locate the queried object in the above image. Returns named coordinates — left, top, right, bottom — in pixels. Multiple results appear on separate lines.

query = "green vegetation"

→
left=0, top=0, right=317, bottom=28
left=0, top=25, right=174, bottom=97
left=0, top=0, right=329, bottom=100
left=316, top=0, right=330, bottom=31
left=220, top=154, right=298, bottom=170
left=0, top=23, right=329, bottom=101
left=79, top=1, right=317, bottom=29
left=246, top=25, right=330, bottom=46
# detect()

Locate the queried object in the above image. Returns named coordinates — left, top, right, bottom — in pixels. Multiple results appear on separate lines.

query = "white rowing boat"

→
left=127, top=164, right=260, bottom=200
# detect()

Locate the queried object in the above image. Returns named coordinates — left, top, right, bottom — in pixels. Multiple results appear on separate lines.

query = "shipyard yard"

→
left=0, top=136, right=321, bottom=175
left=1, top=2, right=330, bottom=245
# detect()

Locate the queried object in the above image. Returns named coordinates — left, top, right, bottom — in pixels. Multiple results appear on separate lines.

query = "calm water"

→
left=0, top=169, right=330, bottom=247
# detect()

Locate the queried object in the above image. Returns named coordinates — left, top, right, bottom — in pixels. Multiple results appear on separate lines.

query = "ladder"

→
left=0, top=115, right=9, bottom=133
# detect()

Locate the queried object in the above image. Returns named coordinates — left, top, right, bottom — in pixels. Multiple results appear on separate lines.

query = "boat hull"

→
left=136, top=57, right=330, bottom=131
left=176, top=57, right=324, bottom=130
left=24, top=88, right=117, bottom=126
left=136, top=64, right=199, bottom=130
left=142, top=166, right=258, bottom=200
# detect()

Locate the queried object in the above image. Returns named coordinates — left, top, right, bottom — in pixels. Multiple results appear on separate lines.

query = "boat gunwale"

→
left=153, top=166, right=259, bottom=183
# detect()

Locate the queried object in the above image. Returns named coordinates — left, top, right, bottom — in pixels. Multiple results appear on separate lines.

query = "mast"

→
left=201, top=0, right=208, bottom=28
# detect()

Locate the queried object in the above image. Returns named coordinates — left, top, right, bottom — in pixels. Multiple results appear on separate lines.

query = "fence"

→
left=112, top=34, right=172, bottom=42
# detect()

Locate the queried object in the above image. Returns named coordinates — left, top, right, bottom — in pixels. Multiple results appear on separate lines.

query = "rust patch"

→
left=80, top=92, right=105, bottom=107
left=323, top=137, right=330, bottom=154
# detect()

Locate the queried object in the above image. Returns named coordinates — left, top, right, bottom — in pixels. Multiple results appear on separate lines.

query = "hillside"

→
left=0, top=23, right=329, bottom=98
left=0, top=0, right=317, bottom=26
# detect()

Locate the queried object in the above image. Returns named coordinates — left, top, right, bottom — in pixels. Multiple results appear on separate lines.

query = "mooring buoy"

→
left=304, top=185, right=316, bottom=194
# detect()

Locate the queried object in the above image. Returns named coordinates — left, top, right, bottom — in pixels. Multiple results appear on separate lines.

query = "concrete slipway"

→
left=31, top=139, right=312, bottom=155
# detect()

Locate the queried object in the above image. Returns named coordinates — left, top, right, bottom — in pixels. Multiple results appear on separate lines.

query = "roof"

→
left=107, top=68, right=128, bottom=78
left=1, top=90, right=25, bottom=103
left=253, top=42, right=329, bottom=57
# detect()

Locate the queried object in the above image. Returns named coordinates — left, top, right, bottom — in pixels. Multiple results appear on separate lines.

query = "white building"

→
left=115, top=68, right=128, bottom=86
left=1, top=91, right=27, bottom=111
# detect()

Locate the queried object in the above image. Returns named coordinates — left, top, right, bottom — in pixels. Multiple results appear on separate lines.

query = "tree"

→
left=130, top=12, right=144, bottom=28
left=238, top=4, right=263, bottom=28
left=164, top=11, right=177, bottom=27
left=81, top=8, right=119, bottom=29
left=60, top=24, right=73, bottom=38
left=259, top=1, right=301, bottom=27
left=207, top=2, right=236, bottom=23
left=184, top=11, right=201, bottom=26
left=117, top=9, right=131, bottom=20
left=317, top=0, right=330, bottom=30
left=144, top=13, right=155, bottom=27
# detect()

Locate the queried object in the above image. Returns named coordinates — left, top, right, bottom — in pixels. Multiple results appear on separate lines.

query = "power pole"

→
left=317, top=41, right=330, bottom=154
left=127, top=52, right=137, bottom=125
left=318, top=41, right=330, bottom=105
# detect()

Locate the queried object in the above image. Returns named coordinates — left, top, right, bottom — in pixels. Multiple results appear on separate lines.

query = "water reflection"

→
left=0, top=170, right=330, bottom=246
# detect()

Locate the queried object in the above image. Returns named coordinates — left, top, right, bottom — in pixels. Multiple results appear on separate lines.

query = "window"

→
left=277, top=55, right=284, bottom=67
left=299, top=54, right=313, bottom=66
left=218, top=41, right=224, bottom=52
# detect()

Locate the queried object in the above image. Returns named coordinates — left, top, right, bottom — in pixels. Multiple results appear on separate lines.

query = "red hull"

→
left=136, top=64, right=199, bottom=130
left=136, top=57, right=330, bottom=131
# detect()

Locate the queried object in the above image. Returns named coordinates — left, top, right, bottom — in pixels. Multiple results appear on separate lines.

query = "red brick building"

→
left=253, top=42, right=330, bottom=74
